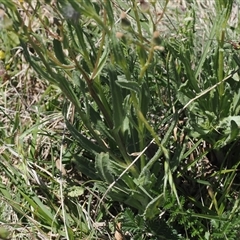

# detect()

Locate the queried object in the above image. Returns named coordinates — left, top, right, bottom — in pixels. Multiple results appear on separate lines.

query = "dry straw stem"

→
left=58, top=102, right=73, bottom=240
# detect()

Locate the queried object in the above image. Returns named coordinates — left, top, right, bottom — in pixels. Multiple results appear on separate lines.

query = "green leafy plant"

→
left=120, top=208, right=181, bottom=240
left=1, top=0, right=240, bottom=239
left=168, top=1, right=240, bottom=150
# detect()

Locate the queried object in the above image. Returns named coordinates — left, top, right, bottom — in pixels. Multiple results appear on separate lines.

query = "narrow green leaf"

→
left=73, top=24, right=93, bottom=69
left=194, top=13, right=223, bottom=78
left=140, top=82, right=149, bottom=116
left=53, top=39, right=68, bottom=65
left=73, top=154, right=98, bottom=180
left=0, top=184, right=11, bottom=200
left=111, top=34, right=127, bottom=71
left=104, top=0, right=115, bottom=26
left=139, top=146, right=162, bottom=177
left=144, top=194, right=164, bottom=220
left=116, top=79, right=141, bottom=95
left=20, top=41, right=57, bottom=84
left=19, top=190, right=58, bottom=227
left=230, top=119, right=239, bottom=141
left=95, top=152, right=115, bottom=183
left=233, top=53, right=240, bottom=67
left=92, top=44, right=109, bottom=79
left=124, top=191, right=149, bottom=212
left=66, top=120, right=105, bottom=154
left=108, top=66, right=125, bottom=129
